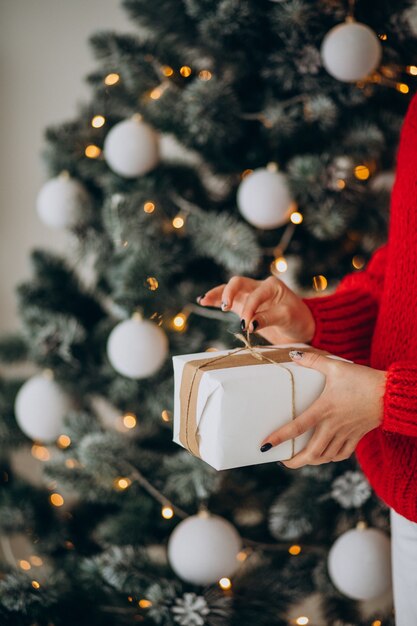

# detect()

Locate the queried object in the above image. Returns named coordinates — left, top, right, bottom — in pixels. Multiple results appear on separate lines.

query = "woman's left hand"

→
left=260, top=350, right=387, bottom=468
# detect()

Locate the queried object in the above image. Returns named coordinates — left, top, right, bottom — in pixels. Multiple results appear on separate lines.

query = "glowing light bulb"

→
left=219, top=577, right=232, bottom=590
left=336, top=179, right=346, bottom=189
left=91, top=115, right=105, bottom=128
left=273, top=257, right=288, bottom=273
left=30, top=556, right=43, bottom=566
left=407, top=65, right=417, bottom=75
left=50, top=493, right=64, bottom=507
left=289, top=545, right=302, bottom=555
left=150, top=86, right=163, bottom=100
left=378, top=33, right=387, bottom=41
left=354, top=165, right=370, bottom=180
left=114, top=477, right=132, bottom=491
left=172, top=313, right=187, bottom=331
left=236, top=550, right=248, bottom=562
left=296, top=618, right=309, bottom=625
left=396, top=82, right=409, bottom=94
left=371, top=621, right=382, bottom=626
left=85, top=144, right=101, bottom=158
left=352, top=255, right=365, bottom=270
left=57, top=435, right=71, bottom=449
left=31, top=580, right=41, bottom=589
left=104, top=73, right=120, bottom=86
left=290, top=211, right=303, bottom=225
left=161, top=66, right=174, bottom=77
left=180, top=66, right=192, bottom=77
left=241, top=169, right=253, bottom=179
left=31, top=444, right=50, bottom=461
left=312, top=275, right=328, bottom=291
left=19, top=560, right=31, bottom=571
left=161, top=505, right=174, bottom=519
left=172, top=215, right=185, bottom=229
left=144, top=201, right=155, bottom=213
left=199, top=70, right=212, bottom=80
left=122, top=413, right=137, bottom=429
left=138, top=599, right=152, bottom=608
left=161, top=410, right=171, bottom=422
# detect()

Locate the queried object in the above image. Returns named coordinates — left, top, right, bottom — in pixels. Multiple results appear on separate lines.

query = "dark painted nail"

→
left=289, top=350, right=304, bottom=360
left=260, top=442, right=273, bottom=452
left=276, top=461, right=285, bottom=467
left=196, top=294, right=206, bottom=304
left=240, top=319, right=246, bottom=331
left=221, top=301, right=229, bottom=311
left=251, top=319, right=259, bottom=332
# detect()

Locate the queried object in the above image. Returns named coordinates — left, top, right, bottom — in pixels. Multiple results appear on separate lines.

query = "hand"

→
left=260, top=350, right=387, bottom=467
left=197, top=275, right=315, bottom=345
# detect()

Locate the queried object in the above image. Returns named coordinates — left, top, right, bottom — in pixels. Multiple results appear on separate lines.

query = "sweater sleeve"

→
left=381, top=362, right=417, bottom=437
left=301, top=245, right=387, bottom=364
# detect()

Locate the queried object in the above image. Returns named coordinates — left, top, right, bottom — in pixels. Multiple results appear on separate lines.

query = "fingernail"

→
left=196, top=294, right=206, bottom=304
left=240, top=319, right=246, bottom=331
left=276, top=461, right=285, bottom=467
left=260, top=442, right=273, bottom=452
left=251, top=319, right=259, bottom=332
left=289, top=350, right=304, bottom=360
left=221, top=301, right=229, bottom=311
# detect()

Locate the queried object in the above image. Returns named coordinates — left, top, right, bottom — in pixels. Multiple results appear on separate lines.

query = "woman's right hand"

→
left=197, top=275, right=315, bottom=346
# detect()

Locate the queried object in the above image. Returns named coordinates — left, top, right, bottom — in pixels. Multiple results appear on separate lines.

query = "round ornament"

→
left=167, top=513, right=242, bottom=585
left=237, top=168, right=294, bottom=230
left=36, top=174, right=90, bottom=229
left=107, top=317, right=168, bottom=379
left=320, top=21, right=382, bottom=82
left=328, top=526, right=391, bottom=600
left=14, top=374, right=72, bottom=443
left=103, top=117, right=159, bottom=178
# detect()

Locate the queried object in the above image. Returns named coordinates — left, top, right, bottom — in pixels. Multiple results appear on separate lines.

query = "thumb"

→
left=288, top=349, right=334, bottom=375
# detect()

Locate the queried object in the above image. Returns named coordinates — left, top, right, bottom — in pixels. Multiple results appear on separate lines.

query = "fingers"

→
left=197, top=285, right=225, bottom=308
left=240, top=277, right=285, bottom=332
left=221, top=276, right=259, bottom=312
left=260, top=401, right=323, bottom=449
left=289, top=349, right=339, bottom=375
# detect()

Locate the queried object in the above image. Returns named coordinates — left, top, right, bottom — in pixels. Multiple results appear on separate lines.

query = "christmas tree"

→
left=1, top=0, right=416, bottom=623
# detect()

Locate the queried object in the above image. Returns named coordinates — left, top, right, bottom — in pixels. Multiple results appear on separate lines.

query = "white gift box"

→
left=172, top=343, right=347, bottom=471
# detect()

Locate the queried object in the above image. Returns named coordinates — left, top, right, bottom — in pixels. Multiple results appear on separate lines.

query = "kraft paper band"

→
left=179, top=345, right=313, bottom=462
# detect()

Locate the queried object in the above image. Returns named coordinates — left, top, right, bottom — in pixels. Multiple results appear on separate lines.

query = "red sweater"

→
left=303, top=93, right=417, bottom=523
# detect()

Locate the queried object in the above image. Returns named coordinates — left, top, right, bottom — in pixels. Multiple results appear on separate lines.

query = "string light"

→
left=50, top=493, right=64, bottom=507
left=407, top=65, right=417, bottom=75
left=104, top=73, right=120, bottom=86
left=150, top=86, right=164, bottom=100
left=180, top=66, right=192, bottom=77
left=57, top=435, right=71, bottom=449
left=31, top=444, right=50, bottom=461
left=138, top=599, right=152, bottom=608
left=65, top=458, right=78, bottom=469
left=371, top=621, right=382, bottom=626
left=31, top=581, right=41, bottom=590
left=91, top=115, right=106, bottom=128
left=396, top=82, right=409, bottom=94
left=290, top=211, right=303, bottom=225
left=378, top=33, right=388, bottom=41
left=161, top=65, right=174, bottom=77
left=295, top=618, right=309, bottom=625
left=352, top=255, right=365, bottom=269
left=354, top=164, right=370, bottom=180
left=198, top=70, right=212, bottom=80
left=144, top=201, right=155, bottom=213
left=218, top=577, right=232, bottom=590
left=113, top=477, right=132, bottom=491
left=85, top=144, right=101, bottom=158
left=241, top=169, right=253, bottom=179
left=65, top=540, right=75, bottom=550
left=172, top=312, right=187, bottom=331
left=161, top=410, right=172, bottom=422
left=336, top=178, right=346, bottom=189
left=312, top=275, right=328, bottom=291
left=172, top=215, right=185, bottom=229
left=19, top=560, right=31, bottom=571
left=273, top=256, right=288, bottom=273
left=288, top=544, right=302, bottom=555
left=161, top=505, right=174, bottom=519
left=29, top=556, right=43, bottom=566
left=122, top=413, right=137, bottom=429
left=236, top=550, right=249, bottom=562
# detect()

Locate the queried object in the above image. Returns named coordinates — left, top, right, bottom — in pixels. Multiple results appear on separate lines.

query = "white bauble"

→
left=237, top=168, right=293, bottom=230
left=107, top=317, right=168, bottom=379
left=321, top=22, right=382, bottom=82
left=36, top=174, right=90, bottom=229
left=14, top=375, right=72, bottom=443
left=103, top=117, right=159, bottom=178
left=328, top=527, right=391, bottom=600
left=167, top=513, right=242, bottom=585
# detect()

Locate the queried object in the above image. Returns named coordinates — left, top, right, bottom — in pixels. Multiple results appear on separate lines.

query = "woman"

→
left=197, top=93, right=417, bottom=624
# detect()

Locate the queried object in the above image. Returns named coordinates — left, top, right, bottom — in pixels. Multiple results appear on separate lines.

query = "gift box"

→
left=172, top=341, right=347, bottom=471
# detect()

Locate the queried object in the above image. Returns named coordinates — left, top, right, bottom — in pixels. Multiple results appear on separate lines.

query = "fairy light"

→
left=104, top=73, right=120, bottom=85
left=123, top=413, right=137, bottom=429
left=19, top=560, right=31, bottom=571
left=65, top=540, right=75, bottom=550
left=31, top=444, right=50, bottom=461
left=219, top=577, right=232, bottom=590
left=161, top=65, right=174, bottom=77
left=114, top=477, right=132, bottom=491
left=290, top=211, right=303, bottom=225
left=172, top=312, right=187, bottom=331
left=172, top=215, right=185, bottom=229
left=312, top=275, right=328, bottom=291
left=150, top=86, right=164, bottom=100
left=50, top=493, right=64, bottom=507
left=144, top=201, right=155, bottom=213
left=295, top=618, right=309, bottom=625
left=199, top=70, right=212, bottom=80
left=289, top=544, right=302, bottom=555
left=407, top=65, right=417, bottom=75
left=241, top=168, right=253, bottom=179
left=336, top=178, right=346, bottom=189
left=236, top=550, right=248, bottom=562
left=139, top=599, right=153, bottom=608
left=354, top=164, right=370, bottom=180
left=352, top=255, right=365, bottom=269
left=65, top=458, right=78, bottom=469
left=371, top=621, right=382, bottom=626
left=30, top=556, right=43, bottom=566
left=57, top=435, right=71, bottom=449
left=396, top=82, right=409, bottom=94
left=31, top=581, right=41, bottom=590
left=161, top=505, right=174, bottom=519
left=85, top=144, right=101, bottom=158
left=161, top=409, right=171, bottom=422
left=91, top=115, right=106, bottom=128
left=273, top=256, right=288, bottom=273
left=378, top=33, right=387, bottom=41
left=180, top=66, right=192, bottom=77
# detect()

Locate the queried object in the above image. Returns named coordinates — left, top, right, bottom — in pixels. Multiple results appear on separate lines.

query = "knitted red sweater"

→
left=303, top=93, right=417, bottom=523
